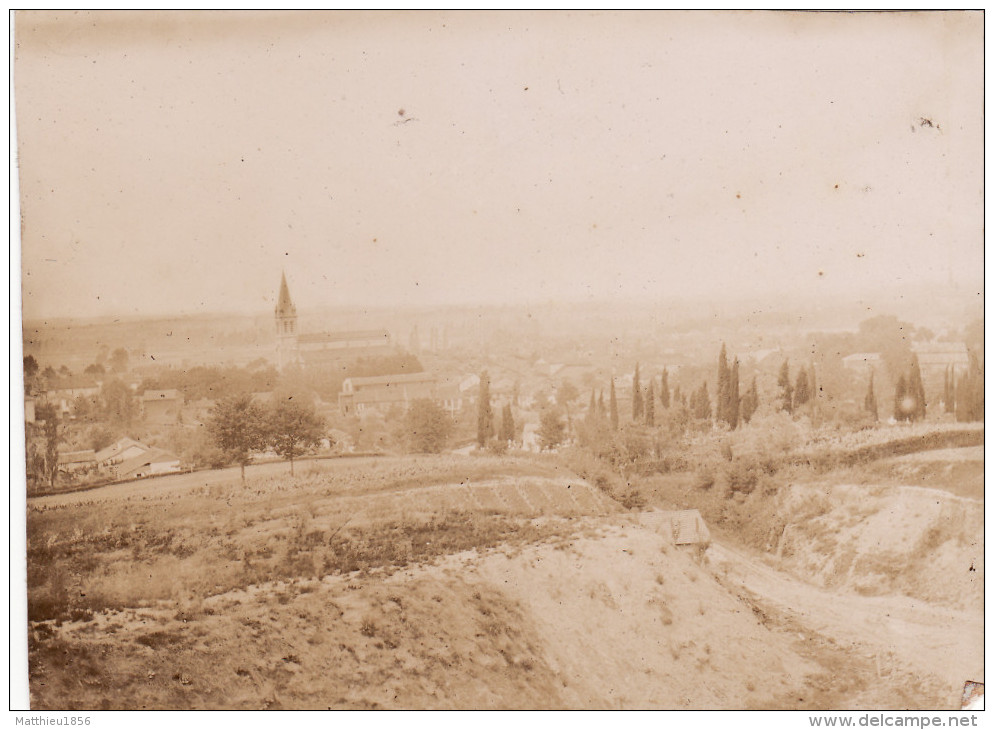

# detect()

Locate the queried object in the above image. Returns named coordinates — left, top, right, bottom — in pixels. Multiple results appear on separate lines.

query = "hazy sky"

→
left=14, top=10, right=984, bottom=320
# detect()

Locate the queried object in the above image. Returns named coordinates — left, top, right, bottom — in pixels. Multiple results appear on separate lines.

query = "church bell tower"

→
left=275, top=271, right=298, bottom=370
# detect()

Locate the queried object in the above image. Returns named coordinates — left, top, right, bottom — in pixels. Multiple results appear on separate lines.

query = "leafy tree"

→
left=856, top=315, right=914, bottom=383
left=740, top=377, right=759, bottom=424
left=659, top=368, right=670, bottom=409
left=476, top=371, right=494, bottom=447
left=36, top=402, right=62, bottom=488
left=632, top=364, right=643, bottom=422
left=101, top=379, right=138, bottom=426
left=864, top=372, right=878, bottom=421
left=777, top=360, right=793, bottom=414
left=269, top=397, right=325, bottom=474
left=609, top=379, right=619, bottom=430
left=405, top=399, right=453, bottom=453
left=208, top=395, right=268, bottom=483
left=23, top=355, right=39, bottom=380
left=87, top=424, right=117, bottom=453
left=109, top=347, right=130, bottom=374
left=645, top=382, right=655, bottom=426
left=71, top=394, right=101, bottom=423
left=538, top=407, right=566, bottom=451
left=83, top=363, right=105, bottom=376
left=499, top=403, right=515, bottom=444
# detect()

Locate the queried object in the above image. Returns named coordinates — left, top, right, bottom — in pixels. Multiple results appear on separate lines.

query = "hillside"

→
left=25, top=448, right=983, bottom=710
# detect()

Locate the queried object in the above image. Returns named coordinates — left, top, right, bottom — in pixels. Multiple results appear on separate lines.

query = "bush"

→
left=404, top=400, right=453, bottom=454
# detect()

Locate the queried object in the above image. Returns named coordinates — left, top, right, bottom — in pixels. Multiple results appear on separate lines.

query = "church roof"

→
left=276, top=272, right=296, bottom=318
left=298, top=329, right=391, bottom=345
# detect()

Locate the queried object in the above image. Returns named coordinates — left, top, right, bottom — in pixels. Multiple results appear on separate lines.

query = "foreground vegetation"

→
left=27, top=456, right=596, bottom=624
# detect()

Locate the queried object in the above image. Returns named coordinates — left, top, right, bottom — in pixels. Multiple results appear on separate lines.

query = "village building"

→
left=42, top=375, right=102, bottom=418
left=841, top=352, right=883, bottom=374
left=338, top=372, right=438, bottom=415
left=275, top=273, right=393, bottom=370
left=57, top=449, right=97, bottom=474
left=437, top=374, right=480, bottom=415
left=911, top=341, right=970, bottom=379
left=141, top=389, right=184, bottom=425
left=113, top=447, right=182, bottom=480
left=92, top=436, right=183, bottom=479
left=95, top=437, right=152, bottom=467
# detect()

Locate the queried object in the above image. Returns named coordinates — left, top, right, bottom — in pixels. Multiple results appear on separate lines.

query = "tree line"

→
left=207, top=394, right=326, bottom=481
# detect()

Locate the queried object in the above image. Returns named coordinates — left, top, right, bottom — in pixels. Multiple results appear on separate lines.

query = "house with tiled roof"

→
left=338, top=372, right=438, bottom=415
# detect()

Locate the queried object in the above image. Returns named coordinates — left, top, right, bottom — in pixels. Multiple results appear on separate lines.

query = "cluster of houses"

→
left=25, top=383, right=190, bottom=426
left=56, top=436, right=183, bottom=481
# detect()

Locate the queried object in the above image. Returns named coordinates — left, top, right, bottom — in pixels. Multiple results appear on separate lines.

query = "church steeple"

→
left=276, top=271, right=296, bottom=319
left=275, top=272, right=298, bottom=370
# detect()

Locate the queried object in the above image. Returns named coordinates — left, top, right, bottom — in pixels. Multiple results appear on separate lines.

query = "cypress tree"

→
left=477, top=370, right=494, bottom=446
left=598, top=390, right=606, bottom=417
left=660, top=368, right=670, bottom=409
left=672, top=384, right=682, bottom=407
left=692, top=382, right=711, bottom=421
left=908, top=355, right=926, bottom=422
left=943, top=367, right=954, bottom=414
left=632, top=363, right=643, bottom=422
left=894, top=373, right=909, bottom=422
left=864, top=372, right=878, bottom=421
left=729, top=358, right=740, bottom=429
left=741, top=377, right=759, bottom=424
left=794, top=369, right=810, bottom=408
left=609, top=379, right=619, bottom=430
left=955, top=353, right=984, bottom=423
left=777, top=360, right=793, bottom=414
left=716, top=344, right=730, bottom=426
left=645, top=382, right=655, bottom=426
left=499, top=403, right=515, bottom=444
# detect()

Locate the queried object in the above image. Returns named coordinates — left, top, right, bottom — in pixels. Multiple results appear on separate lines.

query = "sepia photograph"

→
left=11, top=9, right=984, bottom=714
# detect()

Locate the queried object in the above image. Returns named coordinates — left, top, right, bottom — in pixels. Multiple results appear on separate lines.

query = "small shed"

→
left=640, top=509, right=711, bottom=547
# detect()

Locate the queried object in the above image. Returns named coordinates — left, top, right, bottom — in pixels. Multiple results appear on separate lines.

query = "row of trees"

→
left=859, top=352, right=984, bottom=425
left=948, top=355, right=985, bottom=423
left=207, top=395, right=326, bottom=481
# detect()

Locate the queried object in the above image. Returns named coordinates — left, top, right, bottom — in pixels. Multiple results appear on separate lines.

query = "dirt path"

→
left=707, top=540, right=983, bottom=705
left=27, top=457, right=384, bottom=508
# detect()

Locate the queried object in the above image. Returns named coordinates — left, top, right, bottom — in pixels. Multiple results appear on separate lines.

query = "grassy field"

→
left=27, top=455, right=616, bottom=624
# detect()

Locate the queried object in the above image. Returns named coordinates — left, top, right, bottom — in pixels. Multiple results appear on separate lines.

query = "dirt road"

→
left=707, top=540, right=983, bottom=704
left=28, top=457, right=384, bottom=508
